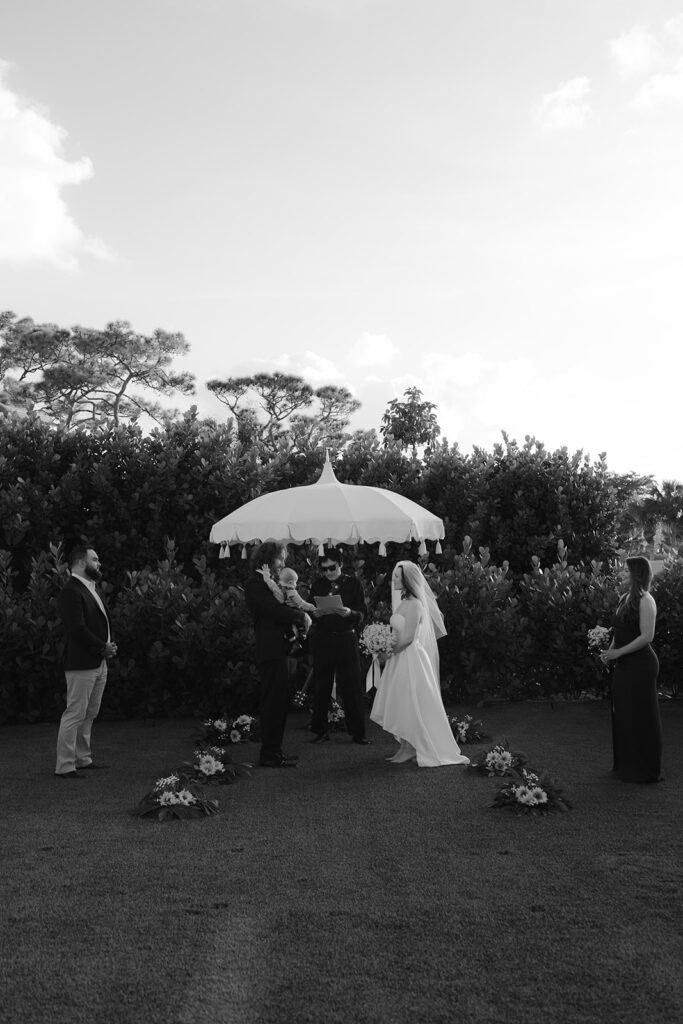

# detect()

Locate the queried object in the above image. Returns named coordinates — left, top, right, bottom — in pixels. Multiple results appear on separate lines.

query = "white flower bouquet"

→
left=359, top=622, right=394, bottom=661
left=133, top=773, right=220, bottom=821
left=468, top=740, right=527, bottom=776
left=490, top=767, right=572, bottom=816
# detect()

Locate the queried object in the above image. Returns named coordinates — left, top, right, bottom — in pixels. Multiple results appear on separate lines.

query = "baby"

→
left=278, top=568, right=316, bottom=655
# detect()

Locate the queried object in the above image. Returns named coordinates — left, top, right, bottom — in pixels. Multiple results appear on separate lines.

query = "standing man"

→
left=55, top=545, right=117, bottom=779
left=309, top=547, right=369, bottom=746
left=244, top=542, right=312, bottom=768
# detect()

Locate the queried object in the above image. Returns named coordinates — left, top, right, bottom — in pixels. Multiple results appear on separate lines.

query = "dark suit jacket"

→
left=57, top=575, right=112, bottom=670
left=244, top=573, right=308, bottom=665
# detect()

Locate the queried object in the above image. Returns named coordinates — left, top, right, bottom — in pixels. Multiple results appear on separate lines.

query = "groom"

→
left=244, top=542, right=312, bottom=768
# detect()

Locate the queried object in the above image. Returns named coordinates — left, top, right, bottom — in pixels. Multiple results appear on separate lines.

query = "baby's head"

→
left=278, top=567, right=298, bottom=590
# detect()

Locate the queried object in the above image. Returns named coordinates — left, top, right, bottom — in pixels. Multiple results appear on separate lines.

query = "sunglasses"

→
left=321, top=565, right=338, bottom=572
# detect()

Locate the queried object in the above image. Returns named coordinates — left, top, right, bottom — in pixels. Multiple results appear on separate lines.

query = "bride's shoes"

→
left=386, top=740, right=416, bottom=764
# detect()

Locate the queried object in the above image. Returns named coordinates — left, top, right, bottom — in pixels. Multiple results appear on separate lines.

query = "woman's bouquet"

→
left=360, top=622, right=394, bottom=692
left=587, top=625, right=611, bottom=654
left=587, top=625, right=612, bottom=673
left=468, top=740, right=527, bottom=776
left=133, top=774, right=220, bottom=821
left=490, top=768, right=572, bottom=816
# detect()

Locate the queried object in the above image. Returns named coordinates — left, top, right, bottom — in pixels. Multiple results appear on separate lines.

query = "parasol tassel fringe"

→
left=435, top=540, right=442, bottom=554
left=418, top=540, right=427, bottom=556
left=318, top=543, right=325, bottom=556
left=219, top=543, right=229, bottom=559
left=378, top=542, right=387, bottom=556
left=241, top=545, right=247, bottom=560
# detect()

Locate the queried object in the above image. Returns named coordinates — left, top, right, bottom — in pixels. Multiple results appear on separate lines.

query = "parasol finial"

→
left=317, top=450, right=338, bottom=484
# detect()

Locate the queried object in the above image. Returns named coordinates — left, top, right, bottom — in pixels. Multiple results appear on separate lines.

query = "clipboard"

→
left=314, top=595, right=344, bottom=610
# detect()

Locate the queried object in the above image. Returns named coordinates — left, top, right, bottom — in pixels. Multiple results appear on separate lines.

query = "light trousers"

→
left=55, top=661, right=108, bottom=774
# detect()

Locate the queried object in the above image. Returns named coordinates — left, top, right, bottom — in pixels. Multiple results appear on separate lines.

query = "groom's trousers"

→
left=258, top=657, right=290, bottom=760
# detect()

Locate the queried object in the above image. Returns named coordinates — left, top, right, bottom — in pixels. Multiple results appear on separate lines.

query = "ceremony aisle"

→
left=1, top=701, right=681, bottom=1024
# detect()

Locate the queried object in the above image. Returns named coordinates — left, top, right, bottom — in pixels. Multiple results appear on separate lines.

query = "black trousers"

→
left=257, top=658, right=290, bottom=760
left=310, top=632, right=366, bottom=739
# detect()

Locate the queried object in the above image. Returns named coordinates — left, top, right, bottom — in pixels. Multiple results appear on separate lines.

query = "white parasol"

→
left=209, top=454, right=444, bottom=558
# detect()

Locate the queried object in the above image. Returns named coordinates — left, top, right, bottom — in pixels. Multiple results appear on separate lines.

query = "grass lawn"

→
left=1, top=700, right=681, bottom=1024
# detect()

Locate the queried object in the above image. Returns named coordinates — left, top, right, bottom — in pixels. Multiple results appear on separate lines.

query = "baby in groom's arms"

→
left=279, top=568, right=316, bottom=655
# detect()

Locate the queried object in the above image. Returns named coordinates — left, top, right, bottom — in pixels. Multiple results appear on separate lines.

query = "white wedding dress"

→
left=370, top=604, right=470, bottom=768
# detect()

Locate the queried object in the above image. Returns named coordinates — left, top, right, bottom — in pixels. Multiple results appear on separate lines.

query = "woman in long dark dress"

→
left=602, top=556, right=662, bottom=783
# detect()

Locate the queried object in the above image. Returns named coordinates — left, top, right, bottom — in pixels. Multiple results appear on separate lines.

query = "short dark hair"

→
left=250, top=541, right=287, bottom=571
left=319, top=546, right=343, bottom=566
left=67, top=544, right=91, bottom=568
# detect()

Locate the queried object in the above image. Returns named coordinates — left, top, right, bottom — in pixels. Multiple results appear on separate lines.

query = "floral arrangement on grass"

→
left=449, top=713, right=489, bottom=745
left=292, top=689, right=311, bottom=710
left=181, top=747, right=252, bottom=785
left=133, top=774, right=220, bottom=821
left=229, top=714, right=256, bottom=742
left=328, top=699, right=346, bottom=730
left=199, top=714, right=256, bottom=745
left=489, top=767, right=572, bottom=816
left=468, top=740, right=527, bottom=777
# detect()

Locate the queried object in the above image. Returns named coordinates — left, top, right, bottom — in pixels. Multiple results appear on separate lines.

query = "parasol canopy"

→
left=209, top=454, right=444, bottom=557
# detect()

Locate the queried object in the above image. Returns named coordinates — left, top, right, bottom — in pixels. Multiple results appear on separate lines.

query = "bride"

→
left=371, top=560, right=470, bottom=768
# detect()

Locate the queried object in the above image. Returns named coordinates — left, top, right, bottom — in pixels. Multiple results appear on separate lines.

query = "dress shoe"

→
left=259, top=756, right=298, bottom=768
left=309, top=733, right=330, bottom=744
left=54, top=771, right=85, bottom=779
left=281, top=754, right=300, bottom=762
left=76, top=762, right=110, bottom=770
left=352, top=737, right=371, bottom=745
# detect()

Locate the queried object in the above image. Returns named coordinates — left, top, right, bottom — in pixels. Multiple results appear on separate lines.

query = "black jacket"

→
left=57, top=576, right=112, bottom=670
left=244, top=574, right=308, bottom=664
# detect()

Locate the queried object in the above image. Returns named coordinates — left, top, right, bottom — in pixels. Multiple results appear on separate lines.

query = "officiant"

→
left=308, top=546, right=369, bottom=746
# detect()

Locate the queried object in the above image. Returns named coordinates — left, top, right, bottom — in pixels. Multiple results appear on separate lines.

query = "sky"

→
left=1, top=0, right=683, bottom=483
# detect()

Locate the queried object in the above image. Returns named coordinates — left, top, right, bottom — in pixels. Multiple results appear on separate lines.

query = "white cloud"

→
left=534, top=77, right=592, bottom=132
left=272, top=350, right=345, bottom=385
left=610, top=25, right=659, bottom=78
left=611, top=15, right=683, bottom=112
left=348, top=331, right=399, bottom=367
left=664, top=13, right=683, bottom=47
left=0, top=61, right=112, bottom=270
left=633, top=57, right=683, bottom=110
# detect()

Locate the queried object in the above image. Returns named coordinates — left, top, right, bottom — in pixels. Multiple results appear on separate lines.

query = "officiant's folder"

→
left=314, top=595, right=344, bottom=610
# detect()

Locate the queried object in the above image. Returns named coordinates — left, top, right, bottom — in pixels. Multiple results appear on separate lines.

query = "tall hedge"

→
left=1, top=410, right=677, bottom=723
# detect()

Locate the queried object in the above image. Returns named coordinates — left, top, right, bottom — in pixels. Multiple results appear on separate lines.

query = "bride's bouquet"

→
left=359, top=622, right=394, bottom=660
left=359, top=622, right=394, bottom=692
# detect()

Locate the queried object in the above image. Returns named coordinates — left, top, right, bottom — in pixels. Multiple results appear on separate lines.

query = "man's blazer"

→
left=243, top=574, right=308, bottom=665
left=57, top=575, right=112, bottom=671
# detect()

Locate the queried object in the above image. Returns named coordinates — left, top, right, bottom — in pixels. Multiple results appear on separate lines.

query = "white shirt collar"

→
left=72, top=571, right=97, bottom=595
